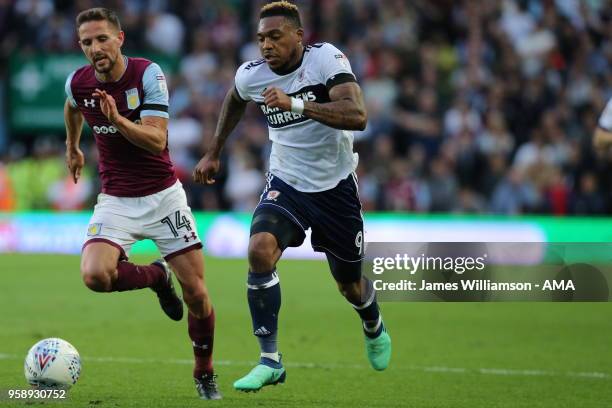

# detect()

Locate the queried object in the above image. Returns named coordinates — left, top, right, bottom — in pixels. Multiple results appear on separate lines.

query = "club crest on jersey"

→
left=265, top=190, right=281, bottom=201
left=125, top=88, right=140, bottom=109
left=87, top=223, right=102, bottom=236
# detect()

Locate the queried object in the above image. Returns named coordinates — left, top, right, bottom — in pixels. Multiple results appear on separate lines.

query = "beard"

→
left=93, top=56, right=115, bottom=74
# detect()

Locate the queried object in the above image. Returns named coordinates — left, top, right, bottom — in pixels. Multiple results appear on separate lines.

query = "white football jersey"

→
left=235, top=42, right=359, bottom=192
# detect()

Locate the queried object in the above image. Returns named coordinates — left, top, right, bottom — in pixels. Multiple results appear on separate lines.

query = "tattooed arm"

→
left=303, top=82, right=367, bottom=130
left=262, top=82, right=367, bottom=131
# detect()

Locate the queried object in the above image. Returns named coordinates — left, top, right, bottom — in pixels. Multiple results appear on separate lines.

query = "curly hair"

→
left=260, top=1, right=302, bottom=28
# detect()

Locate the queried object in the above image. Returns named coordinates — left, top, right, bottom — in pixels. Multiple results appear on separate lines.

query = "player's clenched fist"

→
left=193, top=152, right=220, bottom=184
left=262, top=87, right=292, bottom=111
left=93, top=88, right=120, bottom=123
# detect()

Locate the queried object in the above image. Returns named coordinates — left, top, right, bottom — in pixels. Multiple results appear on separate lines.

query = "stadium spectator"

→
left=0, top=0, right=610, bottom=215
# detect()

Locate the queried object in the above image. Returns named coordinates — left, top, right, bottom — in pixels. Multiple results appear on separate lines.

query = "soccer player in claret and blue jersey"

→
left=193, top=1, right=392, bottom=392
left=64, top=8, right=220, bottom=400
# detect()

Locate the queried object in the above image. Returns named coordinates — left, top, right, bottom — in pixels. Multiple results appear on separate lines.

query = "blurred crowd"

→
left=1, top=0, right=612, bottom=215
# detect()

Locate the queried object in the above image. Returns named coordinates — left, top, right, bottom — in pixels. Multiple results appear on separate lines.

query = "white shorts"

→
left=83, top=181, right=202, bottom=260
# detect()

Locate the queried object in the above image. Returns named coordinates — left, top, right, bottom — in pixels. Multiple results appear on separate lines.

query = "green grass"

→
left=0, top=254, right=611, bottom=407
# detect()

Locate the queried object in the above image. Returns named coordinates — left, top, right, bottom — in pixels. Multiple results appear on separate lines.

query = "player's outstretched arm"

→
left=263, top=82, right=367, bottom=131
left=64, top=99, right=85, bottom=183
left=193, top=87, right=248, bottom=184
left=93, top=88, right=168, bottom=154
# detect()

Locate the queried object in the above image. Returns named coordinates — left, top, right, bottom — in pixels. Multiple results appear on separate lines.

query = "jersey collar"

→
left=269, top=46, right=306, bottom=76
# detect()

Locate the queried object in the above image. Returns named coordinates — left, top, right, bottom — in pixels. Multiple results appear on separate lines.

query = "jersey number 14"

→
left=160, top=211, right=196, bottom=242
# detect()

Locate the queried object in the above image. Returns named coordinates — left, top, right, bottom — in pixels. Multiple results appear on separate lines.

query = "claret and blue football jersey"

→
left=65, top=57, right=176, bottom=197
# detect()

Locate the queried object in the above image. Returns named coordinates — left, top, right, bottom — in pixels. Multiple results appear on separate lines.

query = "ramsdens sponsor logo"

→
left=258, top=84, right=330, bottom=128
left=259, top=91, right=318, bottom=126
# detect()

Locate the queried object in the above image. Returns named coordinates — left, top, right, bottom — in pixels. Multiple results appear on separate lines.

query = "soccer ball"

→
left=24, top=338, right=81, bottom=389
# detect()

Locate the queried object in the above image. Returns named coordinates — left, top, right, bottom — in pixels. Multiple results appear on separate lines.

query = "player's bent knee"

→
left=80, top=245, right=119, bottom=292
left=337, top=281, right=361, bottom=304
left=81, top=267, right=113, bottom=292
left=183, top=287, right=208, bottom=306
left=248, top=234, right=278, bottom=272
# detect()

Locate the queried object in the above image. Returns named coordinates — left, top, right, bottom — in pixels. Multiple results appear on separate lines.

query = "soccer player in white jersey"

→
left=193, top=1, right=391, bottom=392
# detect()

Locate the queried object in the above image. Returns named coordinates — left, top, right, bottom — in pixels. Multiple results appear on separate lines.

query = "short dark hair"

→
left=76, top=8, right=121, bottom=31
left=260, top=1, right=302, bottom=28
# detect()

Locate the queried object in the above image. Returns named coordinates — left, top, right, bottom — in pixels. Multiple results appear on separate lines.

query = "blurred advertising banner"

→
left=3, top=212, right=612, bottom=261
left=8, top=53, right=177, bottom=132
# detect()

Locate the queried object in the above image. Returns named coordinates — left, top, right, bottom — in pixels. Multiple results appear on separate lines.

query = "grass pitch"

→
left=0, top=254, right=611, bottom=407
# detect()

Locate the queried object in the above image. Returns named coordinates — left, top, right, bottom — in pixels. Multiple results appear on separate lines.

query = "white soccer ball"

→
left=24, top=338, right=81, bottom=389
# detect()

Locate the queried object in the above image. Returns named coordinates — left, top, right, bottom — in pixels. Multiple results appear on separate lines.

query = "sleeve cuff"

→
left=141, top=110, right=169, bottom=119
left=140, top=103, right=169, bottom=118
left=326, top=72, right=357, bottom=90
